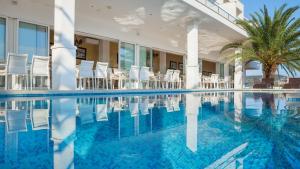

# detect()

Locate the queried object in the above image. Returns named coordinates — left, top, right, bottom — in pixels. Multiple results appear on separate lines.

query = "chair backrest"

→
left=140, top=66, right=150, bottom=81
left=94, top=62, right=108, bottom=78
left=31, top=55, right=49, bottom=76
left=172, top=70, right=180, bottom=82
left=129, top=65, right=140, bottom=80
left=211, top=74, right=219, bottom=82
left=224, top=76, right=231, bottom=82
left=79, top=60, right=94, bottom=78
left=164, top=69, right=174, bottom=81
left=7, top=53, right=28, bottom=75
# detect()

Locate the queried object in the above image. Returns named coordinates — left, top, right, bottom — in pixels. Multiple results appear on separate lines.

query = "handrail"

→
left=195, top=0, right=239, bottom=24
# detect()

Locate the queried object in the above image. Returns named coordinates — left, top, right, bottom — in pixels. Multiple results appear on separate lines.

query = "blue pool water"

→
left=0, top=92, right=299, bottom=169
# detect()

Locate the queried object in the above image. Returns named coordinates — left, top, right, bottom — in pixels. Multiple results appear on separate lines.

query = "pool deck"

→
left=1, top=88, right=300, bottom=98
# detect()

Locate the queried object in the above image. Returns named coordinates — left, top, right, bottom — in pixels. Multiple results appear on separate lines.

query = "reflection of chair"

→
left=6, top=110, right=28, bottom=133
left=78, top=100, right=94, bottom=124
left=30, top=100, right=49, bottom=130
left=95, top=98, right=109, bottom=121
left=129, top=97, right=139, bottom=116
left=139, top=97, right=149, bottom=115
left=173, top=96, right=181, bottom=111
left=244, top=97, right=263, bottom=117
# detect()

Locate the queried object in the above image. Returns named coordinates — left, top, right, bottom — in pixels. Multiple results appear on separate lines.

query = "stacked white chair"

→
left=210, top=74, right=220, bottom=88
left=30, top=55, right=50, bottom=90
left=78, top=60, right=94, bottom=90
left=129, top=65, right=140, bottom=89
left=162, top=69, right=174, bottom=89
left=5, top=53, right=29, bottom=90
left=94, top=62, right=109, bottom=89
left=172, top=70, right=181, bottom=88
left=139, top=66, right=150, bottom=89
left=223, top=76, right=231, bottom=89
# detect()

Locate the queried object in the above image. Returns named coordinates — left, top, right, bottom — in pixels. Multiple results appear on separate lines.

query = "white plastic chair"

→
left=172, top=70, right=181, bottom=88
left=77, top=60, right=94, bottom=90
left=31, top=55, right=50, bottom=90
left=139, top=66, right=150, bottom=89
left=5, top=53, right=29, bottom=90
left=94, top=62, right=109, bottom=89
left=211, top=74, right=220, bottom=88
left=223, top=76, right=231, bottom=89
left=162, top=69, right=174, bottom=89
left=129, top=65, right=140, bottom=89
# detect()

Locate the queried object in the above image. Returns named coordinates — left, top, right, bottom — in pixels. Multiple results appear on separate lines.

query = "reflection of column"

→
left=52, top=98, right=76, bottom=169
left=185, top=94, right=200, bottom=152
left=186, top=21, right=199, bottom=89
left=159, top=52, right=167, bottom=74
left=234, top=92, right=243, bottom=132
left=52, top=0, right=77, bottom=90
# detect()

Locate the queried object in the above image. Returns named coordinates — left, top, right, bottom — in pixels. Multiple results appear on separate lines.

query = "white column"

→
left=186, top=21, right=199, bottom=89
left=159, top=51, right=167, bottom=74
left=234, top=49, right=243, bottom=89
left=51, top=0, right=77, bottom=90
left=99, top=40, right=110, bottom=62
left=185, top=94, right=200, bottom=152
left=52, top=98, right=76, bottom=169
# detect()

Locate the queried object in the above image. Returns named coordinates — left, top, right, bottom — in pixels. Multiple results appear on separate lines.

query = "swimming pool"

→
left=0, top=92, right=299, bottom=169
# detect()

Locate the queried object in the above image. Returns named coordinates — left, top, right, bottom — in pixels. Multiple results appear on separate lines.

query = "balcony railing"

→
left=195, top=0, right=238, bottom=24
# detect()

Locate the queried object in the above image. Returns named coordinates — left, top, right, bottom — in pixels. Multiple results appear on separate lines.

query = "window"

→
left=0, top=18, right=5, bottom=62
left=19, top=22, right=48, bottom=62
left=139, top=46, right=152, bottom=67
left=120, top=42, right=135, bottom=71
left=220, top=63, right=224, bottom=78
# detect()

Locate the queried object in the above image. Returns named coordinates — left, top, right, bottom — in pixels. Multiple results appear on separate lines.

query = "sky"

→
left=242, top=0, right=300, bottom=19
left=241, top=0, right=300, bottom=77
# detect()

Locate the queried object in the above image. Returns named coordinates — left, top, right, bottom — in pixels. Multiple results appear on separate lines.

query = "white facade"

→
left=0, top=0, right=247, bottom=90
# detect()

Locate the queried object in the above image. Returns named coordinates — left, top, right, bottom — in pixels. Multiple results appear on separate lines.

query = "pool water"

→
left=0, top=92, right=299, bottom=169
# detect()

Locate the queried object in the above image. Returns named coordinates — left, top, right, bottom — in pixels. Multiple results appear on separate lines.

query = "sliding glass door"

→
left=139, top=46, right=152, bottom=68
left=119, top=42, right=135, bottom=71
left=18, top=22, right=48, bottom=62
left=0, top=18, right=5, bottom=62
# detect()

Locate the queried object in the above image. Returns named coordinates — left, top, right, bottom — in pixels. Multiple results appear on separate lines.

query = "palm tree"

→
left=221, top=4, right=300, bottom=87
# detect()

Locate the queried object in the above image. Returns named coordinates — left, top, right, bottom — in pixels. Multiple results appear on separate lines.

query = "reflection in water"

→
left=0, top=92, right=299, bottom=168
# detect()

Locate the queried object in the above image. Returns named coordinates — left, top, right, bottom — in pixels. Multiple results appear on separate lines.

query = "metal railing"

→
left=195, top=0, right=239, bottom=24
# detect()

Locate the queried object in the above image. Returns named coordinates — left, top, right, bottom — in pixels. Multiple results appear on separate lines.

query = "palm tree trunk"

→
left=263, top=64, right=277, bottom=88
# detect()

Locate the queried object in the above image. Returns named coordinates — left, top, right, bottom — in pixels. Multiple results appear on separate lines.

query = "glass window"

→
left=19, top=22, right=48, bottom=62
left=139, top=46, right=152, bottom=67
left=220, top=63, right=224, bottom=78
left=120, top=42, right=135, bottom=71
left=0, top=18, right=5, bottom=62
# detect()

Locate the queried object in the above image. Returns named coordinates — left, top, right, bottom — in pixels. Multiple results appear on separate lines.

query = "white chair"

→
left=210, top=74, right=220, bottom=88
left=30, top=55, right=50, bottom=90
left=129, top=65, right=140, bottom=89
left=172, top=70, right=181, bottom=88
left=223, top=76, right=231, bottom=89
left=94, top=62, right=109, bottom=89
left=162, top=69, right=174, bottom=89
left=5, top=53, right=29, bottom=90
left=77, top=60, right=94, bottom=90
left=139, top=66, right=150, bottom=89
left=110, top=68, right=125, bottom=89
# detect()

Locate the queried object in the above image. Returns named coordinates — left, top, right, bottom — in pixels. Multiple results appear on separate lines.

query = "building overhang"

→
left=0, top=0, right=247, bottom=61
